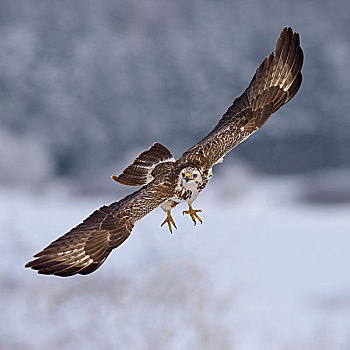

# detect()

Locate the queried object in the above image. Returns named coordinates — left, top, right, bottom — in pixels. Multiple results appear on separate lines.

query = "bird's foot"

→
left=161, top=211, right=177, bottom=234
left=183, top=204, right=202, bottom=225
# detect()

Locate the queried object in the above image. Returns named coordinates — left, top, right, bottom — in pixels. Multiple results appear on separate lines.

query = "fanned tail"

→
left=112, top=142, right=174, bottom=186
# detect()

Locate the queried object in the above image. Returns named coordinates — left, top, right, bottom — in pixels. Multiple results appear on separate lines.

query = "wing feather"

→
left=180, top=27, right=303, bottom=169
left=25, top=176, right=175, bottom=277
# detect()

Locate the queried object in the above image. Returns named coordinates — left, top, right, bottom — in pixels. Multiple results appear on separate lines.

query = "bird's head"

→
left=179, top=167, right=202, bottom=189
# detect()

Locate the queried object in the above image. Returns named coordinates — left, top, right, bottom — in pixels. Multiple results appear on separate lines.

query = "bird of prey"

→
left=26, top=27, right=303, bottom=277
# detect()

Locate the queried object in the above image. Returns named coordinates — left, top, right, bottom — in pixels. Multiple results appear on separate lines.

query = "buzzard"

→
left=26, top=27, right=303, bottom=276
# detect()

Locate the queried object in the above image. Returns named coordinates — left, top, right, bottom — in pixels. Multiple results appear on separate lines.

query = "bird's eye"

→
left=193, top=174, right=197, bottom=178
left=182, top=173, right=185, bottom=178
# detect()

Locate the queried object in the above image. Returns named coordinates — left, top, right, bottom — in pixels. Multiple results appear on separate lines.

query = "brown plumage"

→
left=26, top=27, right=303, bottom=276
left=180, top=26, right=303, bottom=169
left=112, top=142, right=174, bottom=186
left=26, top=176, right=176, bottom=276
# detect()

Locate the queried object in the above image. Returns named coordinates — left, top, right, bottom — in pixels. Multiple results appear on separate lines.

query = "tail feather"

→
left=112, top=142, right=174, bottom=186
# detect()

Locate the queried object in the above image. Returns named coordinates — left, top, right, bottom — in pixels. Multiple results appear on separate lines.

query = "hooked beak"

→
left=185, top=174, right=191, bottom=183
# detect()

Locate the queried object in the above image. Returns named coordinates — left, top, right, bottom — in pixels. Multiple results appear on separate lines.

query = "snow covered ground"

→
left=1, top=175, right=350, bottom=350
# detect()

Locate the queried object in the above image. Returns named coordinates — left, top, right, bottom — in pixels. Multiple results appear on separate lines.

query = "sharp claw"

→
left=169, top=216, right=177, bottom=229
left=183, top=205, right=203, bottom=225
left=161, top=211, right=177, bottom=234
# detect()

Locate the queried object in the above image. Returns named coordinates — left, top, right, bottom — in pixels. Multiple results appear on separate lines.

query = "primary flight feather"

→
left=26, top=27, right=303, bottom=276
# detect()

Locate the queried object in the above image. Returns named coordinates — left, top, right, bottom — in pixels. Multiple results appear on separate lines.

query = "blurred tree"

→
left=0, top=0, right=349, bottom=183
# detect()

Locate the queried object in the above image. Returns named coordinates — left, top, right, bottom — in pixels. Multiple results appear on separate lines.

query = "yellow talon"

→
left=183, top=204, right=203, bottom=225
left=161, top=211, right=177, bottom=233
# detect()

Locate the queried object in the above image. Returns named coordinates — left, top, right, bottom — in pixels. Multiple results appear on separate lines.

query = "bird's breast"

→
left=174, top=186, right=194, bottom=202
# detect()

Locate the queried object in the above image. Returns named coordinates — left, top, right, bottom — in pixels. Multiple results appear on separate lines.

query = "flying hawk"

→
left=26, top=27, right=303, bottom=277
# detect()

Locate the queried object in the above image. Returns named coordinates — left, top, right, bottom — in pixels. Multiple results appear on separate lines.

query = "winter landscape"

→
left=2, top=173, right=350, bottom=349
left=1, top=0, right=350, bottom=349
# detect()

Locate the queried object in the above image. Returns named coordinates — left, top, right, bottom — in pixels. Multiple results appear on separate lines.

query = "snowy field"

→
left=1, top=175, right=350, bottom=350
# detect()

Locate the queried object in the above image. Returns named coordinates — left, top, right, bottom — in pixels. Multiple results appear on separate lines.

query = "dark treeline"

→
left=0, top=0, right=349, bottom=184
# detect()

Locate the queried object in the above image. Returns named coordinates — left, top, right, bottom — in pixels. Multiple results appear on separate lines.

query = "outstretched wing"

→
left=180, top=27, right=303, bottom=169
left=25, top=176, right=175, bottom=277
